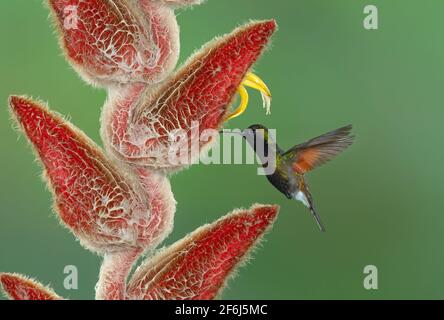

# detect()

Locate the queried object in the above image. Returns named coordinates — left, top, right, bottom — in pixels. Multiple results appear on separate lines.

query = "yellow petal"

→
left=244, top=73, right=272, bottom=98
left=225, top=73, right=272, bottom=121
left=226, top=85, right=249, bottom=121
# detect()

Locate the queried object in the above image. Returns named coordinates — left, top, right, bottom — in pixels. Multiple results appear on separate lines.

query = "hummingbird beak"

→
left=219, top=130, right=245, bottom=137
left=225, top=72, right=272, bottom=121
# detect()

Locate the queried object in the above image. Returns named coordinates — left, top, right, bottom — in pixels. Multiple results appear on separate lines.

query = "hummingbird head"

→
left=242, top=124, right=272, bottom=152
left=245, top=124, right=269, bottom=136
left=247, top=124, right=268, bottom=131
left=242, top=124, right=279, bottom=174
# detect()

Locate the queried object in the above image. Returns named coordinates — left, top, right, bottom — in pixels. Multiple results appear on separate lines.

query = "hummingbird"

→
left=242, top=124, right=354, bottom=232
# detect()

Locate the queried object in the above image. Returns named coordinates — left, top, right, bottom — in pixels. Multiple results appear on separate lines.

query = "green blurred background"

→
left=1, top=0, right=444, bottom=300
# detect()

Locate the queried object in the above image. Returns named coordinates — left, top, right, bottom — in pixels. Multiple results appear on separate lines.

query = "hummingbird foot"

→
left=226, top=72, right=272, bottom=120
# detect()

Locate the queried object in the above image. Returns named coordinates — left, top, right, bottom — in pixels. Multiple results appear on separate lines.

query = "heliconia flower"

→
left=2, top=0, right=280, bottom=300
left=47, top=0, right=200, bottom=86
left=48, top=1, right=275, bottom=169
left=127, top=204, right=279, bottom=300
left=0, top=273, right=63, bottom=300
left=101, top=20, right=276, bottom=169
left=8, top=93, right=280, bottom=300
left=9, top=96, right=176, bottom=254
left=1, top=205, right=278, bottom=300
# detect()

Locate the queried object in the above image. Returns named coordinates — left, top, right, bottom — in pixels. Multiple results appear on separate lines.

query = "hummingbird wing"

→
left=283, top=125, right=354, bottom=174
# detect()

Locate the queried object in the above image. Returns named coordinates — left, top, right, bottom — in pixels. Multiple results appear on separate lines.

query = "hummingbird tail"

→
left=310, top=206, right=326, bottom=232
left=293, top=189, right=326, bottom=232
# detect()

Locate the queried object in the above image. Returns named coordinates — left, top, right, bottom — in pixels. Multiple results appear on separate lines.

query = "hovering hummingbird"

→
left=242, top=124, right=354, bottom=232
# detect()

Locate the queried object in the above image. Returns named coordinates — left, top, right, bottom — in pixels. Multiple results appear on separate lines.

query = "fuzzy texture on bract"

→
left=127, top=204, right=279, bottom=300
left=47, top=0, right=186, bottom=86
left=9, top=96, right=176, bottom=254
left=101, top=20, right=277, bottom=170
left=0, top=273, right=63, bottom=300
left=2, top=0, right=279, bottom=301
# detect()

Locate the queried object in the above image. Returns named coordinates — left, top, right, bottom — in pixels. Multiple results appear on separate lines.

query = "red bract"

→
left=48, top=0, right=184, bottom=86
left=0, top=274, right=63, bottom=300
left=128, top=205, right=279, bottom=300
left=2, top=0, right=279, bottom=300
left=102, top=21, right=277, bottom=169
left=9, top=96, right=176, bottom=254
